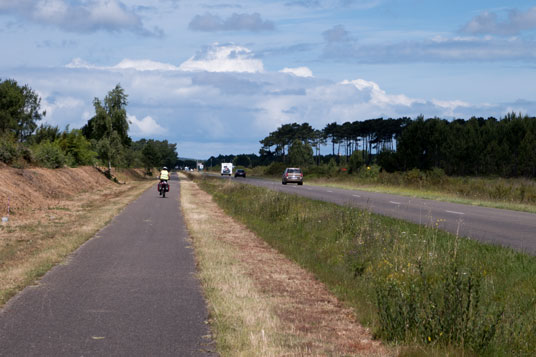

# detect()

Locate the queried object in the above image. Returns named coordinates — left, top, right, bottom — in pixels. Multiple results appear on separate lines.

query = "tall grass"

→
left=197, top=176, right=536, bottom=355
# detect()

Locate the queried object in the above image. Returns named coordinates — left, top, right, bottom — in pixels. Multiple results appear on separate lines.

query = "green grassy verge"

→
left=233, top=164, right=536, bottom=213
left=197, top=176, right=536, bottom=356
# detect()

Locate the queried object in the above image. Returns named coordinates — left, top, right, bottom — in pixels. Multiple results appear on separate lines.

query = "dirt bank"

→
left=0, top=165, right=154, bottom=305
left=0, top=165, right=147, bottom=221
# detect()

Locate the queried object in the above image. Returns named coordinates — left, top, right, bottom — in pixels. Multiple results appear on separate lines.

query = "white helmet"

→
left=163, top=166, right=168, bottom=170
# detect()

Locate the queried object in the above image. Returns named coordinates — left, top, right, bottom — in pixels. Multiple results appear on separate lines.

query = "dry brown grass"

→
left=180, top=174, right=394, bottom=356
left=0, top=166, right=154, bottom=305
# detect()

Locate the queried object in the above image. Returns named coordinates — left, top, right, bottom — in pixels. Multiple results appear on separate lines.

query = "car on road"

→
left=234, top=169, right=246, bottom=178
left=282, top=167, right=303, bottom=185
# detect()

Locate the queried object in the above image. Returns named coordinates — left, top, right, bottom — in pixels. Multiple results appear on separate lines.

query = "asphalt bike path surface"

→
left=0, top=174, right=215, bottom=356
left=214, top=174, right=536, bottom=254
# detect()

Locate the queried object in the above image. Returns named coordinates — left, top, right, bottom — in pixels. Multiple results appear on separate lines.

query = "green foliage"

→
left=348, top=150, right=365, bottom=173
left=138, top=138, right=179, bottom=171
left=141, top=140, right=159, bottom=172
left=233, top=154, right=251, bottom=168
left=263, top=161, right=287, bottom=176
left=197, top=177, right=536, bottom=354
left=0, top=78, right=45, bottom=142
left=58, top=128, right=96, bottom=166
left=96, top=131, right=124, bottom=169
left=396, top=113, right=536, bottom=177
left=30, top=124, right=61, bottom=145
left=0, top=133, right=19, bottom=164
left=376, top=150, right=399, bottom=172
left=81, top=84, right=131, bottom=171
left=33, top=141, right=65, bottom=168
left=375, top=257, right=502, bottom=352
left=288, top=139, right=314, bottom=167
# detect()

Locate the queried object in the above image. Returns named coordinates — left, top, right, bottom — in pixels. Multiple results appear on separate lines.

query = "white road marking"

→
left=446, top=210, right=465, bottom=215
left=390, top=201, right=401, bottom=205
left=327, top=190, right=333, bottom=193
left=352, top=194, right=360, bottom=198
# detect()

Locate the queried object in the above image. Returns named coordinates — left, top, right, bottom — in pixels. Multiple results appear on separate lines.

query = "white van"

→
left=221, top=163, right=233, bottom=176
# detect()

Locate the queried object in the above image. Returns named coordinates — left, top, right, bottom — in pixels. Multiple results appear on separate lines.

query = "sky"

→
left=2, top=0, right=536, bottom=159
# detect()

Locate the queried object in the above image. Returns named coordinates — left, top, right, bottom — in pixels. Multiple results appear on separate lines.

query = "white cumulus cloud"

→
left=114, top=59, right=178, bottom=71
left=280, top=67, right=313, bottom=77
left=179, top=43, right=264, bottom=73
left=341, top=79, right=419, bottom=107
left=66, top=58, right=179, bottom=71
left=128, top=115, right=166, bottom=136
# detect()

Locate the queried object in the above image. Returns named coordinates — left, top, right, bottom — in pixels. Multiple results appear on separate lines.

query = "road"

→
left=215, top=174, right=536, bottom=254
left=0, top=174, right=215, bottom=356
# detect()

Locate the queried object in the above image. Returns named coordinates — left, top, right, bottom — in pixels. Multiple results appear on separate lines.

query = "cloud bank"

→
left=189, top=12, right=275, bottom=32
left=0, top=0, right=160, bottom=35
left=10, top=43, right=536, bottom=158
left=322, top=24, right=536, bottom=63
left=461, top=7, right=536, bottom=36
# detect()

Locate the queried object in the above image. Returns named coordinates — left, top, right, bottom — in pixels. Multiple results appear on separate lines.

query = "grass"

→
left=179, top=176, right=306, bottom=356
left=0, top=179, right=155, bottom=306
left=240, top=165, right=536, bottom=214
left=195, top=175, right=536, bottom=356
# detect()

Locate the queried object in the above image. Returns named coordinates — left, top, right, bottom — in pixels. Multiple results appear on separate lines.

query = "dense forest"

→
left=0, top=79, right=178, bottom=173
left=208, top=115, right=536, bottom=178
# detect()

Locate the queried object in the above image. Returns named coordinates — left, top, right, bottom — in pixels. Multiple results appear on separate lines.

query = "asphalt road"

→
left=0, top=174, right=215, bottom=356
left=215, top=174, right=536, bottom=254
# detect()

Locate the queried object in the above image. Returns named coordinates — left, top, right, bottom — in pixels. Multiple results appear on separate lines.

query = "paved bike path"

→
left=0, top=175, right=215, bottom=356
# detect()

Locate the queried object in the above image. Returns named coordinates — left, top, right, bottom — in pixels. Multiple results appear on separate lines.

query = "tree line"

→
left=0, top=78, right=178, bottom=173
left=209, top=115, right=536, bottom=178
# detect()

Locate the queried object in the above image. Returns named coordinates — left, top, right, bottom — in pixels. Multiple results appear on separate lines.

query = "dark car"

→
left=282, top=167, right=303, bottom=185
left=234, top=169, right=246, bottom=178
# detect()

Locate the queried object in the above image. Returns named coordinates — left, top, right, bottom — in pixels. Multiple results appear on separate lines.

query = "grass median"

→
left=195, top=175, right=536, bottom=356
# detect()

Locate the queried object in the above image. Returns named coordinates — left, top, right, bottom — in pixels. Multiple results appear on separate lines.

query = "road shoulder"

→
left=180, top=175, right=392, bottom=356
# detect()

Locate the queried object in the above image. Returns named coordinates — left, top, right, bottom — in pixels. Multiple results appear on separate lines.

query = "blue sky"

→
left=2, top=0, right=536, bottom=158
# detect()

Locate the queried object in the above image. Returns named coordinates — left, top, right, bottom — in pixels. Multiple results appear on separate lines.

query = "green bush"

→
left=33, top=141, right=66, bottom=168
left=425, top=167, right=447, bottom=185
left=377, top=150, right=399, bottom=173
left=0, top=134, right=19, bottom=164
left=303, top=164, right=328, bottom=177
left=348, top=150, right=365, bottom=173
left=263, top=161, right=287, bottom=176
left=404, top=168, right=426, bottom=186
left=375, top=256, right=502, bottom=352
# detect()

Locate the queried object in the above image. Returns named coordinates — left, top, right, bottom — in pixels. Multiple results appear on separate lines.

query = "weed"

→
left=196, top=175, right=536, bottom=355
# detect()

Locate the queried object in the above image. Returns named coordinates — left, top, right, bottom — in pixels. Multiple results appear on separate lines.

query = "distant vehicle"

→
left=282, top=167, right=303, bottom=185
left=221, top=163, right=233, bottom=176
left=234, top=169, right=246, bottom=178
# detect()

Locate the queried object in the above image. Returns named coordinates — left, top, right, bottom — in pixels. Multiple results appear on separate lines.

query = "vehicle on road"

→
left=282, top=167, right=303, bottom=185
left=158, top=181, right=169, bottom=198
left=221, top=163, right=233, bottom=176
left=235, top=169, right=246, bottom=178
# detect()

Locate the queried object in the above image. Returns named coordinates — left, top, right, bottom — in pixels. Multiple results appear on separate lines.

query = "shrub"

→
left=375, top=257, right=502, bottom=352
left=303, top=164, right=328, bottom=177
left=357, top=164, right=381, bottom=181
left=263, top=161, right=287, bottom=176
left=404, top=168, right=426, bottom=186
left=33, top=141, right=65, bottom=168
left=0, top=134, right=19, bottom=164
left=348, top=150, right=365, bottom=173
left=425, top=167, right=447, bottom=185
left=377, top=150, right=399, bottom=173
